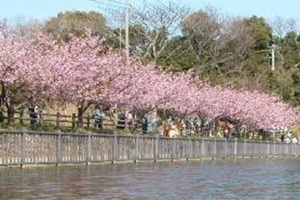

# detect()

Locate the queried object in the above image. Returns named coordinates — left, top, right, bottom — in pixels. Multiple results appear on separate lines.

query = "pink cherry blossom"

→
left=2, top=32, right=299, bottom=131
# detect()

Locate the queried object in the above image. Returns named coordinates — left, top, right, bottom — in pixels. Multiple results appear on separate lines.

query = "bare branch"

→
left=108, top=1, right=190, bottom=64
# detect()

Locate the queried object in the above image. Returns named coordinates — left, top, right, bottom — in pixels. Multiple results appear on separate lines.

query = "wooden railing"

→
left=0, top=130, right=299, bottom=167
left=0, top=110, right=130, bottom=131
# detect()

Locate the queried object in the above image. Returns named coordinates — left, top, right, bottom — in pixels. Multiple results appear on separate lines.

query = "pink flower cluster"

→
left=1, top=33, right=299, bottom=130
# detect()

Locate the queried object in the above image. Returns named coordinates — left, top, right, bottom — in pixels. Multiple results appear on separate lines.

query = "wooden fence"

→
left=0, top=110, right=127, bottom=131
left=0, top=130, right=299, bottom=167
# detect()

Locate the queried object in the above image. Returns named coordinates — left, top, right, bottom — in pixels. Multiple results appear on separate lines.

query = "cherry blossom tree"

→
left=0, top=31, right=38, bottom=122
left=29, top=33, right=128, bottom=125
left=2, top=30, right=299, bottom=131
left=194, top=85, right=300, bottom=130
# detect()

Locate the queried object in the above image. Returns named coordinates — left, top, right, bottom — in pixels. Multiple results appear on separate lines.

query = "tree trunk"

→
left=0, top=108, right=4, bottom=124
left=7, top=105, right=15, bottom=125
left=77, top=101, right=92, bottom=128
left=77, top=107, right=84, bottom=127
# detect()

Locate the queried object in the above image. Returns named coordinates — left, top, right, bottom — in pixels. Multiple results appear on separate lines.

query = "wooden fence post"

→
left=87, top=115, right=90, bottom=128
left=154, top=135, right=159, bottom=162
left=224, top=139, right=228, bottom=157
left=267, top=140, right=270, bottom=157
left=213, top=139, right=217, bottom=159
left=19, top=110, right=24, bottom=125
left=244, top=140, right=247, bottom=157
left=273, top=140, right=276, bottom=157
left=72, top=113, right=76, bottom=128
left=21, top=129, right=26, bottom=167
left=56, top=112, right=60, bottom=128
left=201, top=138, right=205, bottom=158
left=86, top=134, right=91, bottom=165
left=56, top=131, right=61, bottom=165
left=171, top=138, right=175, bottom=162
left=112, top=133, right=118, bottom=164
left=187, top=136, right=191, bottom=161
left=134, top=135, right=138, bottom=162
left=234, top=138, right=237, bottom=158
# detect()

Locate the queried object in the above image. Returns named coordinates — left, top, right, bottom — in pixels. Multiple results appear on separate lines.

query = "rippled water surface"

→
left=1, top=159, right=300, bottom=199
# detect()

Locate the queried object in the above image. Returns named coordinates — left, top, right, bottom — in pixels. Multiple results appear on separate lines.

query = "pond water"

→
left=1, top=159, right=300, bottom=199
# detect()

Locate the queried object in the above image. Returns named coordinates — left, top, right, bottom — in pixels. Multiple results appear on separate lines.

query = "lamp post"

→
left=125, top=0, right=130, bottom=65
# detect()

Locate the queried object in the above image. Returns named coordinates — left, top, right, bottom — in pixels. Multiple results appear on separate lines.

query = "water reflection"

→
left=1, top=159, right=300, bottom=199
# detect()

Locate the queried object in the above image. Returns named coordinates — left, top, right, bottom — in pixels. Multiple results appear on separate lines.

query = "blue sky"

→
left=0, top=0, right=299, bottom=22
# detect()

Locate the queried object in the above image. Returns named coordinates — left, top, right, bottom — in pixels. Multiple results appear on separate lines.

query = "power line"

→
left=153, top=0, right=168, bottom=8
left=87, top=0, right=130, bottom=63
left=87, top=0, right=124, bottom=8
left=106, top=0, right=123, bottom=4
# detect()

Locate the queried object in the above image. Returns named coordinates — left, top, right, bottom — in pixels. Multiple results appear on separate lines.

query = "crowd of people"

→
left=90, top=107, right=300, bottom=142
left=9, top=102, right=298, bottom=141
left=90, top=107, right=224, bottom=138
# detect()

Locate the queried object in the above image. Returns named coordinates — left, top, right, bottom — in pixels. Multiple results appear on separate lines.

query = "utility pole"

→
left=256, top=44, right=278, bottom=71
left=125, top=0, right=130, bottom=65
left=270, top=44, right=276, bottom=71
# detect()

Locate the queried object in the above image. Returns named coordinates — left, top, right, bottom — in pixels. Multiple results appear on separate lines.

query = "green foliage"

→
left=279, top=31, right=300, bottom=69
left=44, top=11, right=107, bottom=42
left=157, top=36, right=196, bottom=71
left=243, top=15, right=273, bottom=50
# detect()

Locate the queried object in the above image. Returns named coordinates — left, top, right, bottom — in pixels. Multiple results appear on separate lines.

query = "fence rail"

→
left=0, top=130, right=299, bottom=167
left=0, top=111, right=140, bottom=136
left=0, top=110, right=117, bottom=128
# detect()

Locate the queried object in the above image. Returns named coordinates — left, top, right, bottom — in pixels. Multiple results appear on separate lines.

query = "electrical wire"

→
left=87, top=0, right=124, bottom=8
left=106, top=0, right=123, bottom=4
